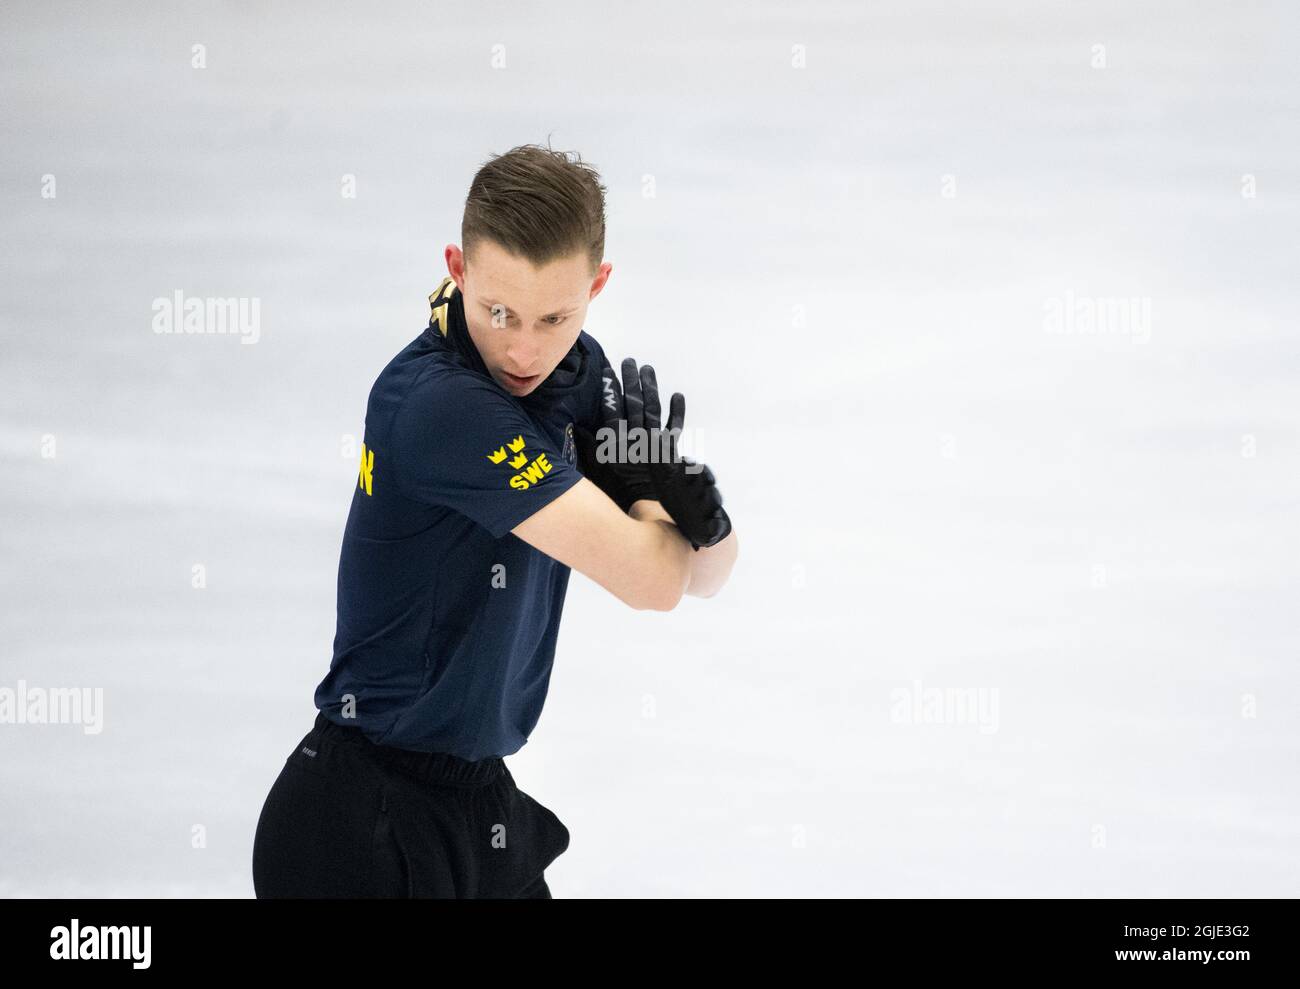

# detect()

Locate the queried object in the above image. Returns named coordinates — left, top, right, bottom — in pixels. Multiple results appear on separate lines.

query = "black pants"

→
left=253, top=712, right=570, bottom=898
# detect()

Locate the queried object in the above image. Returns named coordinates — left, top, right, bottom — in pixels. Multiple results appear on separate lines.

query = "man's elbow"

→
left=646, top=583, right=685, bottom=612
left=619, top=565, right=686, bottom=612
left=625, top=580, right=684, bottom=612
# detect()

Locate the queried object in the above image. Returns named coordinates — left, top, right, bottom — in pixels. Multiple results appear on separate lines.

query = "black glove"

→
left=574, top=356, right=658, bottom=513
left=620, top=358, right=732, bottom=551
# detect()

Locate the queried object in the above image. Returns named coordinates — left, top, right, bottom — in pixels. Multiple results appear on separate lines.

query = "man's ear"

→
left=588, top=261, right=613, bottom=302
left=446, top=244, right=467, bottom=292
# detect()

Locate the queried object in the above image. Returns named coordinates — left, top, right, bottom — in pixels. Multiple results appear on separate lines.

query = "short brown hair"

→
left=461, top=142, right=607, bottom=275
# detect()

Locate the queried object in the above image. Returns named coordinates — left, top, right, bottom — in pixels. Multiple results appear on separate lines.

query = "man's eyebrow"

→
left=481, top=299, right=578, bottom=319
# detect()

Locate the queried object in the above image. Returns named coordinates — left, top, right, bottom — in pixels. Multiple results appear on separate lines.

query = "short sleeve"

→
left=390, top=369, right=582, bottom=538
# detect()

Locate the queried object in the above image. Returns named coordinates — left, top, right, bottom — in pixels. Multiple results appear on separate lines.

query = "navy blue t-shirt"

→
left=313, top=275, right=608, bottom=760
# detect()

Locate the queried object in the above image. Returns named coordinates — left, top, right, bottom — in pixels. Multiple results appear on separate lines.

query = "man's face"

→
left=448, top=238, right=611, bottom=398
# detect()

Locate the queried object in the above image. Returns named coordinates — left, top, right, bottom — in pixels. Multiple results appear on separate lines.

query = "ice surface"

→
left=1, top=1, right=1297, bottom=897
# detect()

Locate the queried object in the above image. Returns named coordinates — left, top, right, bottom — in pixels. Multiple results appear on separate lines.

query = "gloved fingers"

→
left=685, top=511, right=730, bottom=551
left=697, top=482, right=723, bottom=512
left=664, top=473, right=724, bottom=522
left=620, top=357, right=644, bottom=431
left=666, top=391, right=686, bottom=436
left=703, top=515, right=730, bottom=545
left=685, top=465, right=723, bottom=512
left=678, top=458, right=715, bottom=486
left=639, top=364, right=661, bottom=431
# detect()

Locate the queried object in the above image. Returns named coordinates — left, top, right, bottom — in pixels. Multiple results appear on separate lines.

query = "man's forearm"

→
left=627, top=499, right=691, bottom=609
left=629, top=499, right=738, bottom=601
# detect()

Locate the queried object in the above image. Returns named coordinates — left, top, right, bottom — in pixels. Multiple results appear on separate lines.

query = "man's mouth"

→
left=502, top=370, right=541, bottom=388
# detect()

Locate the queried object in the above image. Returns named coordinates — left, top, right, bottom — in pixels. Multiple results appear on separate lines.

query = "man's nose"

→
left=505, top=338, right=541, bottom=372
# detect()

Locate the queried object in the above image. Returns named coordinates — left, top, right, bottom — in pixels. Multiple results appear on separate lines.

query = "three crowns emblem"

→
left=486, top=435, right=529, bottom=470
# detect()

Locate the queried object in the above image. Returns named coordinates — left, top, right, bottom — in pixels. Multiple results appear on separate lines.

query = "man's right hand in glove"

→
left=618, top=358, right=732, bottom=551
left=573, top=356, right=659, bottom=514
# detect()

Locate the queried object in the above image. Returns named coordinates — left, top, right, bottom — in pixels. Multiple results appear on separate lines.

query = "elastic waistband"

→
left=310, top=711, right=505, bottom=788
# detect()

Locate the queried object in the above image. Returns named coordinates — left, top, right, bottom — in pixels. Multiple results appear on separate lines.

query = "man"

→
left=252, top=144, right=738, bottom=898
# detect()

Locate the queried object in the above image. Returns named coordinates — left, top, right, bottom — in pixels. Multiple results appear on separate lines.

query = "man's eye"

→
left=546, top=315, right=567, bottom=325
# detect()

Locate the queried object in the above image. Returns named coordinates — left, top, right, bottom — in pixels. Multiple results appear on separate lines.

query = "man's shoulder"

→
left=358, top=336, right=500, bottom=472
left=369, top=330, right=493, bottom=413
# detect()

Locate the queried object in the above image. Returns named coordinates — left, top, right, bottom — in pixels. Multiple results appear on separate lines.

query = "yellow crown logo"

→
left=487, top=435, right=527, bottom=467
left=487, top=434, right=554, bottom=490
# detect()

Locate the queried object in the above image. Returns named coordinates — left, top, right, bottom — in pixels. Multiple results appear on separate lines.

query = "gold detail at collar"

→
left=428, top=276, right=458, bottom=336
